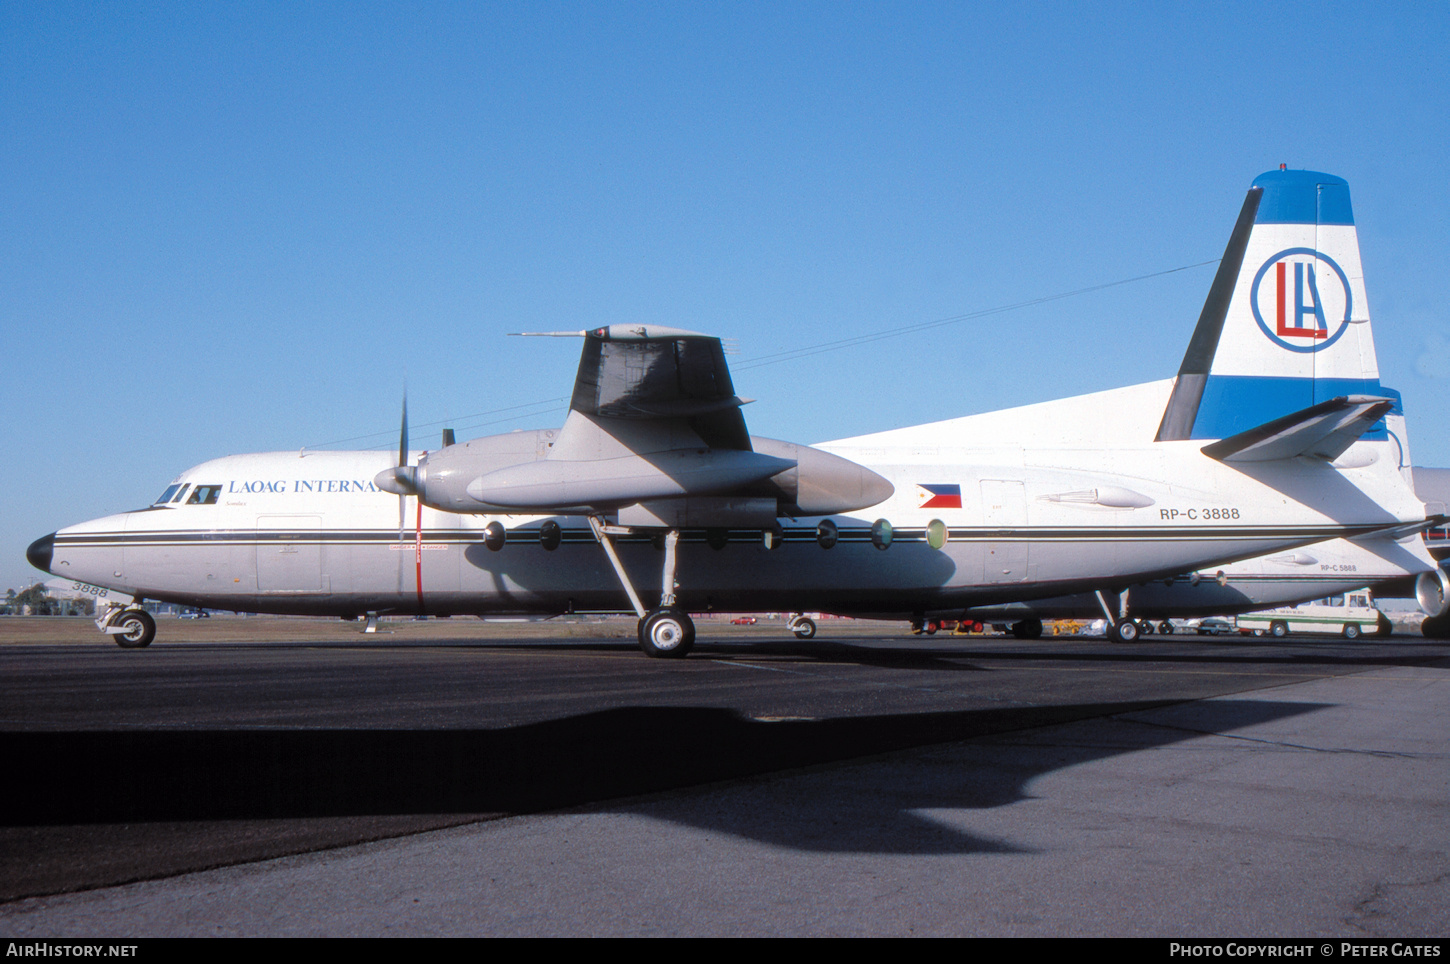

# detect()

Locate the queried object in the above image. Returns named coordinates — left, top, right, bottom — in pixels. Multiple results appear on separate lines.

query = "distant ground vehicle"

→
left=730, top=616, right=757, bottom=625
left=1195, top=617, right=1235, bottom=635
left=178, top=608, right=210, bottom=619
left=1236, top=591, right=1385, bottom=639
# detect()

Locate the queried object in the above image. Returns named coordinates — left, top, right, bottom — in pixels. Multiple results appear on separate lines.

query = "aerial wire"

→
left=735, top=259, right=1219, bottom=370
left=308, top=257, right=1219, bottom=450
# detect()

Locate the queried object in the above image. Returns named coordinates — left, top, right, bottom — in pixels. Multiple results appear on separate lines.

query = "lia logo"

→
left=1249, top=247, right=1353, bottom=353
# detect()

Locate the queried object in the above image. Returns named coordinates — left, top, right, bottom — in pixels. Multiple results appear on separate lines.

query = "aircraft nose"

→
left=26, top=533, right=55, bottom=573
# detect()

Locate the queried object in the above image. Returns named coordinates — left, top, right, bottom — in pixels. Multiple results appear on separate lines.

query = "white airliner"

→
left=27, top=169, right=1448, bottom=653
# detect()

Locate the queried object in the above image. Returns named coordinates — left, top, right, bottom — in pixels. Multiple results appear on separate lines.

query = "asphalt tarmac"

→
left=1, top=616, right=1447, bottom=936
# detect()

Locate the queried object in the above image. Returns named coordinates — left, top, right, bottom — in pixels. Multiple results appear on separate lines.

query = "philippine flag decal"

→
left=916, top=484, right=962, bottom=509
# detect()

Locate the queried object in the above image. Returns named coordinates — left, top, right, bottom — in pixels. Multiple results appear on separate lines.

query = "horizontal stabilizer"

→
left=1346, top=513, right=1450, bottom=544
left=1200, top=395, right=1395, bottom=463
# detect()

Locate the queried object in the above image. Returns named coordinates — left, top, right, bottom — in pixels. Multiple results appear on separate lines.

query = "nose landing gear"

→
left=97, top=604, right=156, bottom=649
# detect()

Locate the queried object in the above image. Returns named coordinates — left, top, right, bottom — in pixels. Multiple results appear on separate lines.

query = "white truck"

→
left=1236, top=590, right=1386, bottom=639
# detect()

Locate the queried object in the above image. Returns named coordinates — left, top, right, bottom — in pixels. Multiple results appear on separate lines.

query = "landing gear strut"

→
left=1095, top=590, right=1141, bottom=643
left=589, top=516, right=696, bottom=658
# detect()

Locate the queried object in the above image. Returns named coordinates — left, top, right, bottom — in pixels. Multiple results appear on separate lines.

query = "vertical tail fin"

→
left=1157, top=169, right=1383, bottom=442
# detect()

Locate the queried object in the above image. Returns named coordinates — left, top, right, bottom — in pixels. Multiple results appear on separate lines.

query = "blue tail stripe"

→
left=1189, top=375, right=1393, bottom=440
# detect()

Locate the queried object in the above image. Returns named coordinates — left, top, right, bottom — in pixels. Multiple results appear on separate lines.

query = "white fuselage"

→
left=40, top=380, right=1433, bottom=621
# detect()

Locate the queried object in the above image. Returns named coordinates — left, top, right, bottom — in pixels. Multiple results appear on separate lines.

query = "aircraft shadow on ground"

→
left=0, top=697, right=1321, bottom=857
left=406, top=634, right=1450, bottom=673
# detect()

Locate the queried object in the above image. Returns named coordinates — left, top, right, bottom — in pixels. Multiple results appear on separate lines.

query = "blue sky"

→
left=4, top=1, right=1448, bottom=591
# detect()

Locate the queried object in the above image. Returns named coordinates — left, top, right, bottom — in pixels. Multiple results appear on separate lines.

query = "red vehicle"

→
left=730, top=616, right=757, bottom=625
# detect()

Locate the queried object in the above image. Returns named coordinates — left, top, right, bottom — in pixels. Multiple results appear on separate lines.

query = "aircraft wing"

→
left=565, top=325, right=753, bottom=451
left=469, top=326, right=794, bottom=510
left=394, top=325, right=891, bottom=518
left=1199, top=395, right=1396, bottom=463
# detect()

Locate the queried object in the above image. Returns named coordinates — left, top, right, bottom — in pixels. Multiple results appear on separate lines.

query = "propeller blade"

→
left=398, top=393, right=409, bottom=471
left=396, top=393, right=408, bottom=593
left=374, top=393, right=420, bottom=495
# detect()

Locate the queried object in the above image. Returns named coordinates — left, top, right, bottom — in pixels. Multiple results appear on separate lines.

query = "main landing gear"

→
left=1094, top=590, right=1144, bottom=643
left=589, top=517, right=696, bottom=658
left=1010, top=618, right=1044, bottom=639
left=638, top=608, right=695, bottom=657
left=787, top=614, right=817, bottom=639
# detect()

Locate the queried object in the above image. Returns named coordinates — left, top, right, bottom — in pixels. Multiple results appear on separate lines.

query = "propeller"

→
left=373, top=394, right=428, bottom=606
left=375, top=395, right=421, bottom=497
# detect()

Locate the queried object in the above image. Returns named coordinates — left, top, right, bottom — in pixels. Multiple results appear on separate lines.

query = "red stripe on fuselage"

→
left=415, top=498, right=424, bottom=612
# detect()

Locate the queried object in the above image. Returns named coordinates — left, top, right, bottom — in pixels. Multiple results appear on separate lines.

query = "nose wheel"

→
left=114, top=610, right=156, bottom=649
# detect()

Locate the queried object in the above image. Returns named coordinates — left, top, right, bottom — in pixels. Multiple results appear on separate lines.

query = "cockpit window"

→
left=185, top=484, right=221, bottom=505
left=155, top=484, right=183, bottom=506
left=171, top=484, right=191, bottom=503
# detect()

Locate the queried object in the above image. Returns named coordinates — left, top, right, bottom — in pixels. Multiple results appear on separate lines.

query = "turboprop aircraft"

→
left=26, top=169, right=1444, bottom=654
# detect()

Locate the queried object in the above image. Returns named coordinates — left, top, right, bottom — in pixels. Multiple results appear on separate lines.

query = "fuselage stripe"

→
left=55, top=523, right=1394, bottom=549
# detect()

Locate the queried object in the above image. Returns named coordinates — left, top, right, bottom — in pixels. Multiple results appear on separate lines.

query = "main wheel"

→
left=792, top=617, right=816, bottom=640
left=1110, top=618, right=1140, bottom=643
left=1159, top=621, right=1174, bottom=635
left=114, top=610, right=156, bottom=649
left=1342, top=622, right=1361, bottom=640
left=1011, top=618, right=1044, bottom=640
left=1270, top=620, right=1289, bottom=638
left=1422, top=614, right=1450, bottom=639
left=637, top=608, right=695, bottom=658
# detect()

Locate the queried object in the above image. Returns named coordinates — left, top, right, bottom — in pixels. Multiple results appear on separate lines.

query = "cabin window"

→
left=1328, top=595, right=1344, bottom=607
left=925, top=519, right=948, bottom=550
left=154, top=484, right=182, bottom=505
left=186, top=485, right=222, bottom=505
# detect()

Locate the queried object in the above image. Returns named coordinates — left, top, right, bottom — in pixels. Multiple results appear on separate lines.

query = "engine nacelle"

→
left=749, top=437, right=894, bottom=515
left=377, top=429, right=893, bottom=521
left=379, top=429, right=558, bottom=511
